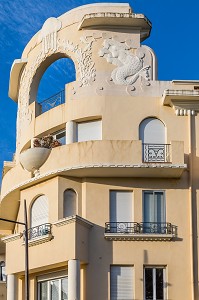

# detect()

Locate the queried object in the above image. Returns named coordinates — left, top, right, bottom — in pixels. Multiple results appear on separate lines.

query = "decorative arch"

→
left=63, top=189, right=77, bottom=218
left=30, top=195, right=48, bottom=228
left=29, top=53, right=76, bottom=105
left=17, top=33, right=96, bottom=150
left=139, top=117, right=166, bottom=144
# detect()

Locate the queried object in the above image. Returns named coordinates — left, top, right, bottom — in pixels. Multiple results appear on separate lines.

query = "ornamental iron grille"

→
left=105, top=222, right=177, bottom=236
left=27, top=223, right=51, bottom=240
left=40, top=90, right=65, bottom=113
left=143, top=144, right=170, bottom=163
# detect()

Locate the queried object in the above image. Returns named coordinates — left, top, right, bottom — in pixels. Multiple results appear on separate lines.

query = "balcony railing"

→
left=105, top=222, right=177, bottom=236
left=27, top=223, right=51, bottom=240
left=142, top=143, right=171, bottom=163
left=39, top=90, right=65, bottom=113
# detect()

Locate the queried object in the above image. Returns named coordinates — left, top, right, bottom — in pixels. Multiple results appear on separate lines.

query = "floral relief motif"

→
left=99, top=38, right=150, bottom=86
left=58, top=36, right=96, bottom=86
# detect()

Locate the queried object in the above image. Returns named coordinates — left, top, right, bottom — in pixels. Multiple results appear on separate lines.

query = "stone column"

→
left=66, top=121, right=76, bottom=144
left=7, top=274, right=17, bottom=300
left=68, top=259, right=80, bottom=300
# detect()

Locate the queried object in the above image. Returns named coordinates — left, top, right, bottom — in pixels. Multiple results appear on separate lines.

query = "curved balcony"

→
left=38, top=90, right=65, bottom=114
left=0, top=140, right=186, bottom=222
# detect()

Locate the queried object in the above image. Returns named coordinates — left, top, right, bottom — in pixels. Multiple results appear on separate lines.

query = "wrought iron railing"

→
left=39, top=90, right=65, bottom=113
left=27, top=223, right=51, bottom=240
left=105, top=222, right=177, bottom=236
left=142, top=143, right=171, bottom=163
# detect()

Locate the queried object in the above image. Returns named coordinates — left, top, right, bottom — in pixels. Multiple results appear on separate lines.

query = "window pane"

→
left=61, top=278, right=68, bottom=300
left=143, top=191, right=154, bottom=223
left=155, top=192, right=165, bottom=224
left=156, top=268, right=164, bottom=299
left=56, top=131, right=66, bottom=145
left=51, top=280, right=59, bottom=300
left=145, top=268, right=153, bottom=299
left=40, top=281, right=48, bottom=300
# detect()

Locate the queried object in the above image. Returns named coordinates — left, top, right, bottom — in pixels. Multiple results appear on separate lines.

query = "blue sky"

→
left=0, top=0, right=199, bottom=183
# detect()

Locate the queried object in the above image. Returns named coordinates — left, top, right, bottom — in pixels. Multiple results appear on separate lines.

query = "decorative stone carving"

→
left=17, top=34, right=96, bottom=151
left=175, top=108, right=196, bottom=116
left=59, top=36, right=96, bottom=86
left=38, top=17, right=62, bottom=54
left=99, top=38, right=150, bottom=86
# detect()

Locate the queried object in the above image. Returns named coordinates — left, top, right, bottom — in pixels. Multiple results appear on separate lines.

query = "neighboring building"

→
left=0, top=238, right=6, bottom=299
left=1, top=2, right=199, bottom=300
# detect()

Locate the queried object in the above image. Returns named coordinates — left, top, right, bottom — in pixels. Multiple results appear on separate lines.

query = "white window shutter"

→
left=64, top=189, right=76, bottom=217
left=139, top=118, right=165, bottom=144
left=77, top=120, right=102, bottom=142
left=111, top=266, right=133, bottom=300
left=31, top=195, right=48, bottom=227
left=110, top=191, right=132, bottom=222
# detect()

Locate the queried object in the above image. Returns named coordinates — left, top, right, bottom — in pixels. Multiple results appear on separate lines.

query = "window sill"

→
left=104, top=233, right=175, bottom=241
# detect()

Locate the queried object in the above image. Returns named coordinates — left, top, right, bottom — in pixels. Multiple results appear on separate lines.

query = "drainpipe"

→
left=188, top=111, right=198, bottom=300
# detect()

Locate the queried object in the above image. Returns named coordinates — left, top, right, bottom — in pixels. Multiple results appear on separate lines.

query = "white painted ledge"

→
left=104, top=233, right=175, bottom=241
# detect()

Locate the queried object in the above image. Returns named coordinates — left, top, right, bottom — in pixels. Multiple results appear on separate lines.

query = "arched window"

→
left=139, top=118, right=168, bottom=162
left=63, top=189, right=77, bottom=218
left=139, top=117, right=165, bottom=144
left=31, top=195, right=48, bottom=228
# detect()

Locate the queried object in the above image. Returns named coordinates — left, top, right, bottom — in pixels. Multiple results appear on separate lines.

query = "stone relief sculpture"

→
left=38, top=17, right=62, bottom=54
left=99, top=38, right=150, bottom=86
left=60, top=36, right=96, bottom=86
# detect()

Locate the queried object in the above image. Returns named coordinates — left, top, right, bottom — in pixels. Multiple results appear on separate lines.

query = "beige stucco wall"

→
left=1, top=2, right=199, bottom=300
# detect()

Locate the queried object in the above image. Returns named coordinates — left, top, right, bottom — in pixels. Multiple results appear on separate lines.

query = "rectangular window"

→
left=76, top=120, right=102, bottom=142
left=143, top=191, right=165, bottom=233
left=53, top=129, right=66, bottom=145
left=38, top=276, right=68, bottom=300
left=144, top=267, right=166, bottom=300
left=110, top=266, right=134, bottom=300
left=110, top=191, right=133, bottom=233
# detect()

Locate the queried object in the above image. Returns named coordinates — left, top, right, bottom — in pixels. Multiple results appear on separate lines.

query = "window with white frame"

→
left=143, top=191, right=165, bottom=233
left=144, top=267, right=166, bottom=300
left=76, top=120, right=102, bottom=142
left=53, top=129, right=66, bottom=145
left=38, top=275, right=68, bottom=300
left=110, top=265, right=134, bottom=300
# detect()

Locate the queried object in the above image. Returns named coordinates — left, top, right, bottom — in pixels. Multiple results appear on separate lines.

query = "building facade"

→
left=1, top=2, right=199, bottom=300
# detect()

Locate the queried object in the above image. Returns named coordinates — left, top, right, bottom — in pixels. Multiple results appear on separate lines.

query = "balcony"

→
left=3, top=216, right=92, bottom=274
left=39, top=90, right=65, bottom=114
left=142, top=144, right=170, bottom=163
left=0, top=140, right=187, bottom=207
left=26, top=223, right=52, bottom=246
left=104, top=222, right=177, bottom=241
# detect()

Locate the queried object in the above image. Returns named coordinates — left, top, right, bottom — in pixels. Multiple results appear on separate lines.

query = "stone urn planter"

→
left=19, top=147, right=51, bottom=176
